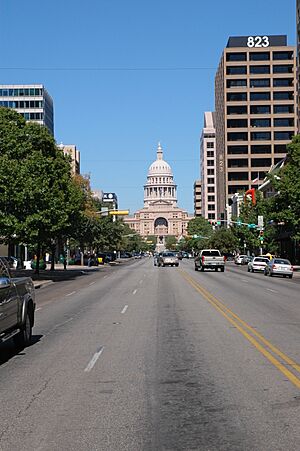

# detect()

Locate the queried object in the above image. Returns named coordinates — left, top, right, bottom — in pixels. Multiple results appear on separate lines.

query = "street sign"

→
left=247, top=223, right=257, bottom=229
left=258, top=215, right=264, bottom=228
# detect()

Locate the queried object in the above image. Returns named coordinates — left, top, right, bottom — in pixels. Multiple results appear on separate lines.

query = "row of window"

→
left=226, top=51, right=293, bottom=62
left=227, top=144, right=286, bottom=154
left=227, top=131, right=294, bottom=141
left=0, top=88, right=44, bottom=97
left=0, top=100, right=44, bottom=109
left=227, top=65, right=294, bottom=76
left=227, top=157, right=283, bottom=168
left=227, top=78, right=295, bottom=88
left=227, top=91, right=294, bottom=102
left=22, top=112, right=44, bottom=120
left=227, top=118, right=294, bottom=128
left=228, top=104, right=294, bottom=114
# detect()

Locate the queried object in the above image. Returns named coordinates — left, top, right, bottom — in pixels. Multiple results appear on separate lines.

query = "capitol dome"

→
left=148, top=143, right=173, bottom=176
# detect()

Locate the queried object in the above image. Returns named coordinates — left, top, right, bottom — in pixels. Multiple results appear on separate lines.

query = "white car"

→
left=235, top=255, right=247, bottom=265
left=264, top=258, right=293, bottom=278
left=248, top=256, right=269, bottom=273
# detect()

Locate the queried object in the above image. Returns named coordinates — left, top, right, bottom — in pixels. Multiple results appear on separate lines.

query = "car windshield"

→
left=274, top=259, right=291, bottom=265
left=163, top=252, right=175, bottom=257
left=255, top=258, right=269, bottom=263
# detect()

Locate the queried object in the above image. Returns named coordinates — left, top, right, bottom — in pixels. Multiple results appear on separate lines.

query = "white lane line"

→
left=84, top=347, right=104, bottom=372
left=266, top=288, right=278, bottom=293
left=36, top=307, right=42, bottom=311
left=139, top=279, right=143, bottom=284
left=104, top=275, right=108, bottom=279
left=66, top=291, right=76, bottom=297
left=88, top=282, right=96, bottom=286
left=133, top=289, right=137, bottom=295
left=50, top=317, right=73, bottom=333
left=241, top=278, right=249, bottom=283
left=121, top=305, right=128, bottom=314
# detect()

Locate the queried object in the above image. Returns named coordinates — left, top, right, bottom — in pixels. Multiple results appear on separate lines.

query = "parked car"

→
left=0, top=256, right=22, bottom=269
left=247, top=256, right=269, bottom=273
left=264, top=258, right=293, bottom=278
left=157, top=252, right=179, bottom=267
left=0, top=256, right=35, bottom=349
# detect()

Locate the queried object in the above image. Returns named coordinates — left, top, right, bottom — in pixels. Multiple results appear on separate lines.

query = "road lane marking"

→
left=104, top=275, right=108, bottom=279
left=139, top=280, right=143, bottom=284
left=84, top=347, right=104, bottom=372
left=179, top=269, right=300, bottom=390
left=36, top=307, right=42, bottom=311
left=89, top=282, right=96, bottom=286
left=121, top=305, right=128, bottom=314
left=266, top=288, right=278, bottom=293
left=133, top=289, right=137, bottom=295
left=66, top=291, right=76, bottom=297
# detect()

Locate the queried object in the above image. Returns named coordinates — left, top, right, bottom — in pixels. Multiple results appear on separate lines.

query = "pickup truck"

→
left=0, top=257, right=35, bottom=349
left=194, top=249, right=225, bottom=272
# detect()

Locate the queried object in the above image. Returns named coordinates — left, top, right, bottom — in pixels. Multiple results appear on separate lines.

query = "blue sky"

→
left=0, top=0, right=295, bottom=214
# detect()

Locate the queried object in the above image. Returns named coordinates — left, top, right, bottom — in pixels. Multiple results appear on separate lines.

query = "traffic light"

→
left=245, top=188, right=256, bottom=206
left=259, top=229, right=264, bottom=243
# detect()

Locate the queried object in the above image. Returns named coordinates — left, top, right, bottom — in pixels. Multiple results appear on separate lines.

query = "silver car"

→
left=264, top=258, right=293, bottom=279
left=248, top=256, right=269, bottom=273
left=157, top=252, right=179, bottom=267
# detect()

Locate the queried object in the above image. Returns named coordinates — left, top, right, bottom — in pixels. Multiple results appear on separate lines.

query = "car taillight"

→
left=291, top=266, right=294, bottom=271
left=202, top=256, right=205, bottom=264
left=272, top=264, right=277, bottom=269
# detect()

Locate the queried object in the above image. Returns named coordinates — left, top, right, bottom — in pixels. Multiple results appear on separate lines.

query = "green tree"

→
left=165, top=235, right=177, bottom=250
left=208, top=228, right=238, bottom=254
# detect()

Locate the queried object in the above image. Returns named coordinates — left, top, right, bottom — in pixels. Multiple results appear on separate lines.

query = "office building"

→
left=58, top=143, right=80, bottom=175
left=0, top=84, right=54, bottom=135
left=297, top=0, right=300, bottom=131
left=200, top=112, right=217, bottom=222
left=215, top=35, right=297, bottom=217
left=193, top=180, right=202, bottom=217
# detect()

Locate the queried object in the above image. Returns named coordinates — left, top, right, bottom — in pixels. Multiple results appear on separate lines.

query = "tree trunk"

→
left=50, top=243, right=56, bottom=271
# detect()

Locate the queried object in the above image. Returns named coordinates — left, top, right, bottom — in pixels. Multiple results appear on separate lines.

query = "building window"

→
left=273, top=91, right=294, bottom=100
left=207, top=160, right=214, bottom=166
left=273, top=105, right=294, bottom=114
left=251, top=158, right=272, bottom=167
left=208, top=186, right=215, bottom=193
left=273, top=51, right=294, bottom=60
left=226, top=52, right=247, bottom=61
left=227, top=132, right=248, bottom=141
left=250, top=78, right=270, bottom=87
left=208, top=213, right=216, bottom=220
left=227, top=119, right=248, bottom=128
left=226, top=66, right=247, bottom=75
left=208, top=205, right=215, bottom=211
left=250, top=105, right=271, bottom=114
left=228, top=159, right=248, bottom=168
left=207, top=169, right=215, bottom=175
left=251, top=131, right=271, bottom=140
left=250, top=118, right=271, bottom=127
left=207, top=142, right=214, bottom=148
left=274, top=144, right=286, bottom=153
left=207, top=177, right=215, bottom=184
left=208, top=195, right=215, bottom=202
left=228, top=185, right=249, bottom=194
left=274, top=131, right=294, bottom=140
left=207, top=150, right=214, bottom=157
left=251, top=145, right=271, bottom=154
left=273, top=78, right=294, bottom=87
left=227, top=92, right=247, bottom=102
left=227, top=79, right=247, bottom=88
left=249, top=52, right=270, bottom=61
left=249, top=65, right=270, bottom=74
left=227, top=105, right=247, bottom=115
left=250, top=92, right=271, bottom=101
left=228, top=172, right=249, bottom=181
left=273, top=65, right=294, bottom=74
left=227, top=145, right=248, bottom=154
left=273, top=118, right=294, bottom=127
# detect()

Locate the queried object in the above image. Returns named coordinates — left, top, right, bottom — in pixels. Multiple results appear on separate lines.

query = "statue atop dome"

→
left=157, top=142, right=163, bottom=160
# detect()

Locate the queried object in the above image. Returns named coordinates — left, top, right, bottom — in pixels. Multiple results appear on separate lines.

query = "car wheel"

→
left=162, top=263, right=165, bottom=267
left=251, top=268, right=254, bottom=273
left=289, top=275, right=293, bottom=279
left=221, top=267, right=225, bottom=272
left=247, top=267, right=250, bottom=272
left=195, top=266, right=198, bottom=271
left=175, top=264, right=179, bottom=267
left=269, top=272, right=272, bottom=277
left=201, top=267, right=204, bottom=272
left=14, top=310, right=32, bottom=349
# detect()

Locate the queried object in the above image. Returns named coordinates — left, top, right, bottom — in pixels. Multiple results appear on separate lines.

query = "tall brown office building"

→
left=297, top=0, right=300, bottom=130
left=215, top=35, right=297, bottom=217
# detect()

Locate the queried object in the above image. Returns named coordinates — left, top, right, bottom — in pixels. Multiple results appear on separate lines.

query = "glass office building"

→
left=0, top=84, right=54, bottom=135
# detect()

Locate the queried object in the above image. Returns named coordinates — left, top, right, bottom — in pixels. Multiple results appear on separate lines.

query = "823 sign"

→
left=247, top=36, right=270, bottom=48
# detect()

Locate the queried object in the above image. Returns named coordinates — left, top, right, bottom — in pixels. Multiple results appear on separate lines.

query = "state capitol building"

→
left=124, top=143, right=194, bottom=250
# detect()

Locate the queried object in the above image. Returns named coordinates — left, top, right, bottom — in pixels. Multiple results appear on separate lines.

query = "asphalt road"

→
left=0, top=258, right=300, bottom=450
